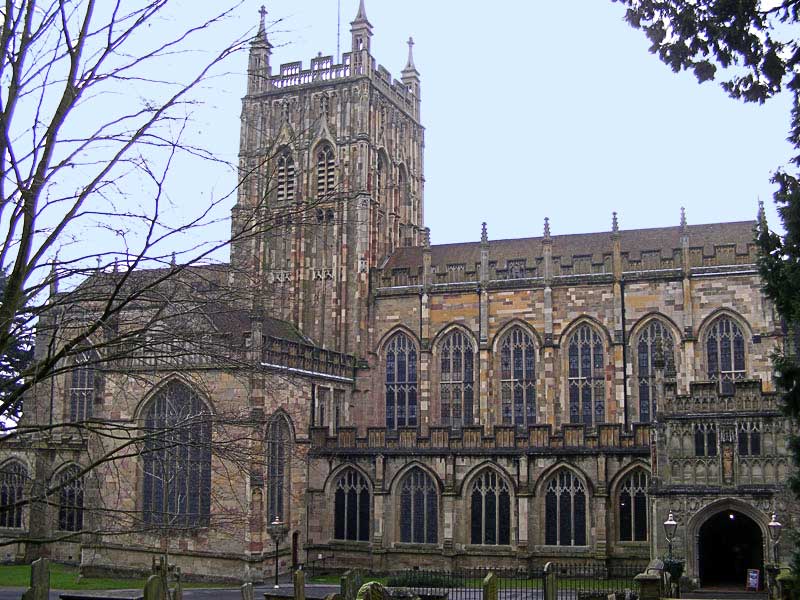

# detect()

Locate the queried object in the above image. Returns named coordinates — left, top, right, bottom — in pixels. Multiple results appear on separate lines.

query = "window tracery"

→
left=499, top=326, right=536, bottom=427
left=0, top=461, right=26, bottom=528
left=567, top=324, right=605, bottom=425
left=333, top=469, right=370, bottom=541
left=57, top=466, right=84, bottom=532
left=706, top=315, right=746, bottom=391
left=399, top=467, right=438, bottom=544
left=142, top=381, right=211, bottom=528
left=267, top=417, right=291, bottom=521
left=277, top=151, right=296, bottom=203
left=70, top=350, right=96, bottom=422
left=636, top=319, right=676, bottom=423
left=470, top=470, right=511, bottom=545
left=544, top=469, right=587, bottom=546
left=316, top=145, right=335, bottom=197
left=618, top=469, right=648, bottom=542
left=439, top=330, right=474, bottom=428
left=385, top=332, right=417, bottom=429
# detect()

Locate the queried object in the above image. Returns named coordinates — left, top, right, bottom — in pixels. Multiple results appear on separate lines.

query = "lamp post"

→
left=268, top=515, right=288, bottom=589
left=768, top=513, right=782, bottom=564
left=664, top=511, right=678, bottom=561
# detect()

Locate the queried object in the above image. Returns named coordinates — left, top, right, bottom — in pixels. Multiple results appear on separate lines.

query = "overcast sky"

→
left=194, top=0, right=792, bottom=246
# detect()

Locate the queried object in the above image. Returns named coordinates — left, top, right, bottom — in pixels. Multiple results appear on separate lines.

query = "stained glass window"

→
left=706, top=315, right=746, bottom=393
left=619, top=469, right=648, bottom=542
left=142, top=381, right=211, bottom=528
left=385, top=332, right=418, bottom=429
left=500, top=326, right=536, bottom=427
left=57, top=465, right=84, bottom=532
left=267, top=417, right=291, bottom=521
left=470, top=470, right=511, bottom=545
left=277, top=151, right=296, bottom=203
left=333, top=468, right=370, bottom=541
left=545, top=469, right=587, bottom=546
left=399, top=467, right=438, bottom=544
left=439, top=330, right=474, bottom=428
left=0, top=461, right=26, bottom=528
left=567, top=324, right=605, bottom=425
left=70, top=350, right=96, bottom=422
left=316, top=145, right=335, bottom=196
left=636, top=320, right=676, bottom=423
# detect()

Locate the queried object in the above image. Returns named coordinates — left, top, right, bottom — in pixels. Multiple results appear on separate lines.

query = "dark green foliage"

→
left=0, top=270, right=34, bottom=427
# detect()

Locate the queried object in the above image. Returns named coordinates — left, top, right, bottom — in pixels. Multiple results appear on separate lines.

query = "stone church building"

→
left=0, top=1, right=795, bottom=588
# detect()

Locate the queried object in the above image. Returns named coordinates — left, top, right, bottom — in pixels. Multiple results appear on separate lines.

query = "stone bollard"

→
left=21, top=557, right=49, bottom=600
left=144, top=573, right=167, bottom=600
left=294, top=568, right=306, bottom=600
left=241, top=581, right=254, bottom=600
left=482, top=572, right=498, bottom=600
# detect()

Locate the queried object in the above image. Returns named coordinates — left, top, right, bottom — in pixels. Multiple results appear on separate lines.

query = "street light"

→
left=768, top=513, right=782, bottom=564
left=664, top=511, right=678, bottom=560
left=268, top=515, right=288, bottom=589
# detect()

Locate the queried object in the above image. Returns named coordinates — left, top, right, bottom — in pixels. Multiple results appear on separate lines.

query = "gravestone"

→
left=482, top=572, right=497, bottom=600
left=356, top=582, right=390, bottom=600
left=144, top=574, right=166, bottom=600
left=294, top=568, right=306, bottom=600
left=21, top=556, right=49, bottom=600
left=341, top=569, right=364, bottom=600
left=241, top=582, right=254, bottom=600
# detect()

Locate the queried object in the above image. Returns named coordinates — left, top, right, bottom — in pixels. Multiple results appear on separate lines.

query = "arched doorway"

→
left=698, top=509, right=763, bottom=588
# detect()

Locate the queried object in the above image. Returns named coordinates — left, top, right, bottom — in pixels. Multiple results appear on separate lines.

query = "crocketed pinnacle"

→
left=543, top=217, right=551, bottom=240
left=481, top=222, right=488, bottom=244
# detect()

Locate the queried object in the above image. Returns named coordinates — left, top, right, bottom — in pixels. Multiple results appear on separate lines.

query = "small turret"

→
left=350, top=0, right=373, bottom=74
left=247, top=5, right=273, bottom=95
left=402, top=37, right=421, bottom=117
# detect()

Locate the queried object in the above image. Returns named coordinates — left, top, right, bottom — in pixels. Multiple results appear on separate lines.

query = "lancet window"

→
left=276, top=151, right=296, bottom=203
left=70, top=350, right=97, bottom=422
left=316, top=145, right=335, bottom=197
left=267, top=417, right=291, bottom=521
left=0, top=461, right=26, bottom=528
left=57, top=466, right=84, bottom=532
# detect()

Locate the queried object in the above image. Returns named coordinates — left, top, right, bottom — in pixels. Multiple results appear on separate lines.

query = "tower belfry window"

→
left=316, top=145, right=335, bottom=197
left=277, top=152, right=296, bottom=203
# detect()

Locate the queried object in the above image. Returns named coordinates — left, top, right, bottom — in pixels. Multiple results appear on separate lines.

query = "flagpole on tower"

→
left=337, top=0, right=341, bottom=62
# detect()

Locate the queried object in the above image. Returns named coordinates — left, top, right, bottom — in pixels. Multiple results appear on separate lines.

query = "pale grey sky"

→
left=206, top=0, right=790, bottom=245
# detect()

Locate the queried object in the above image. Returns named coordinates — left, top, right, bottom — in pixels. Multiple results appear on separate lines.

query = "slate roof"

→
left=384, top=220, right=756, bottom=271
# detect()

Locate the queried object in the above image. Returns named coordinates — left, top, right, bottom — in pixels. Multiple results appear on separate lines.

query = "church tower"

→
left=231, top=2, right=425, bottom=355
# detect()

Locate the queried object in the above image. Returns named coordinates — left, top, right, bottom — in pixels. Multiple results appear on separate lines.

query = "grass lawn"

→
left=0, top=563, right=237, bottom=590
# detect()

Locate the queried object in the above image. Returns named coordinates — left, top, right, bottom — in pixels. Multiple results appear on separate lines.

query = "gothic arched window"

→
left=276, top=151, right=296, bottom=203
left=636, top=320, right=676, bottom=423
left=545, top=469, right=587, bottom=546
left=0, top=461, right=26, bottom=528
left=567, top=324, right=605, bottom=425
left=385, top=332, right=418, bottom=429
left=398, top=165, right=410, bottom=206
left=618, top=469, right=648, bottom=542
left=376, top=154, right=387, bottom=204
left=470, top=470, right=511, bottom=545
left=142, top=381, right=211, bottom=528
left=333, top=468, right=370, bottom=541
left=316, top=144, right=335, bottom=197
left=399, top=467, right=438, bottom=544
left=70, top=350, right=96, bottom=422
left=439, top=330, right=474, bottom=428
left=267, top=417, right=291, bottom=521
left=57, top=465, right=84, bottom=532
left=706, top=315, right=746, bottom=389
left=499, top=326, right=537, bottom=427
